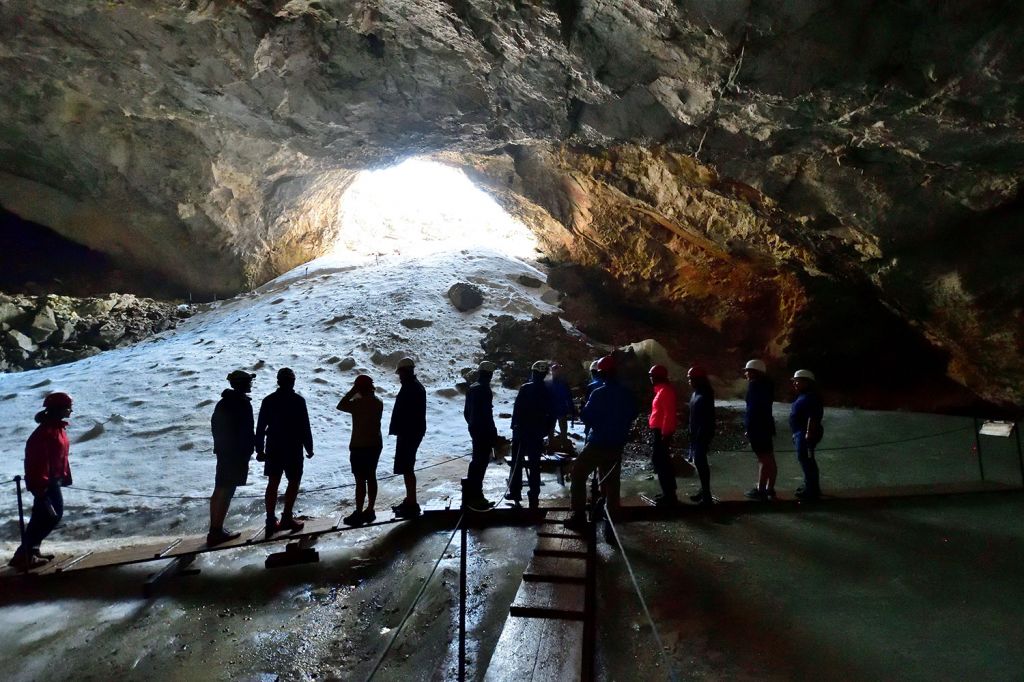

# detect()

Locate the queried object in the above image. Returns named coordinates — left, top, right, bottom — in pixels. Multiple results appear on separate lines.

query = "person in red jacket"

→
left=8, top=392, right=74, bottom=571
left=647, top=365, right=679, bottom=506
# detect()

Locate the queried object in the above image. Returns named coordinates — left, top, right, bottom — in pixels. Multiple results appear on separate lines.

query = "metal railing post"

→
left=973, top=416, right=985, bottom=482
left=459, top=522, right=467, bottom=682
left=14, top=476, right=26, bottom=543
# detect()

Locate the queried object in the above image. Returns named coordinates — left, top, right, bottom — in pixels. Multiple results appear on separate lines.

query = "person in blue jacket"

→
left=545, top=362, right=577, bottom=450
left=463, top=360, right=498, bottom=509
left=565, top=355, right=637, bottom=530
left=686, top=365, right=716, bottom=507
left=790, top=369, right=824, bottom=500
left=508, top=361, right=555, bottom=509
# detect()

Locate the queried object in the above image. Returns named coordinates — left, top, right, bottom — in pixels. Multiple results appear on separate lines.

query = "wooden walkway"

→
left=484, top=511, right=595, bottom=681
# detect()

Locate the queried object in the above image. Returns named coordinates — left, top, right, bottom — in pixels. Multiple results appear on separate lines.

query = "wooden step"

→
left=534, top=535, right=587, bottom=559
left=509, top=580, right=585, bottom=620
left=522, top=555, right=586, bottom=584
left=484, top=615, right=583, bottom=681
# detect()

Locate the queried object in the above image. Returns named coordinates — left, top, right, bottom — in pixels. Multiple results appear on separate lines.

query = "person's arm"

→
left=338, top=389, right=357, bottom=413
left=255, top=400, right=268, bottom=460
left=301, top=399, right=314, bottom=458
left=464, top=386, right=474, bottom=426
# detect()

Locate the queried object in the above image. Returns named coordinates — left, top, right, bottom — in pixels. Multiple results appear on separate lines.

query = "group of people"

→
left=7, top=354, right=825, bottom=570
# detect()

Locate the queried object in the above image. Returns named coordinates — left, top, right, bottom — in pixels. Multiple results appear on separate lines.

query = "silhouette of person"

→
left=509, top=361, right=555, bottom=509
left=463, top=360, right=498, bottom=509
left=256, top=367, right=314, bottom=536
left=389, top=357, right=426, bottom=518
left=208, top=369, right=256, bottom=545
left=338, top=374, right=384, bottom=525
left=8, top=392, right=74, bottom=571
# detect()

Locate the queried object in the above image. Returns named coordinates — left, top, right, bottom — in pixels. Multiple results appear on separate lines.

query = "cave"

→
left=1, top=2, right=1023, bottom=680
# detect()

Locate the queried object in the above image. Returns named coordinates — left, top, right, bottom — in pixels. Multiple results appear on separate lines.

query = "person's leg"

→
left=651, top=435, right=676, bottom=497
left=17, top=486, right=58, bottom=557
left=763, top=452, right=778, bottom=493
left=569, top=444, right=601, bottom=513
left=282, top=477, right=300, bottom=519
left=557, top=416, right=568, bottom=438
left=805, top=447, right=820, bottom=494
left=209, top=486, right=233, bottom=531
left=404, top=472, right=417, bottom=504
left=527, top=439, right=542, bottom=505
left=355, top=477, right=366, bottom=512
left=692, top=443, right=711, bottom=499
left=265, top=472, right=281, bottom=518
left=467, top=434, right=489, bottom=495
left=508, top=439, right=525, bottom=500
left=367, top=475, right=378, bottom=512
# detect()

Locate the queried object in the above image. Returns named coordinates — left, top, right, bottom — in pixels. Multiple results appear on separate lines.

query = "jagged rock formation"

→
left=1, top=0, right=1022, bottom=408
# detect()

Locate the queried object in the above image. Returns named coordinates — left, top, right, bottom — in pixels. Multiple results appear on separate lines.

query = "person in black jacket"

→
left=686, top=365, right=716, bottom=507
left=389, top=357, right=426, bottom=517
left=463, top=360, right=498, bottom=509
left=256, top=367, right=314, bottom=536
left=208, top=369, right=257, bottom=545
left=508, top=361, right=555, bottom=509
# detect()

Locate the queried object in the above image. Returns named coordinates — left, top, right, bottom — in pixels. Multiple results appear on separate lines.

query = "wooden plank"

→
left=509, top=580, right=585, bottom=619
left=534, top=535, right=587, bottom=559
left=484, top=616, right=583, bottom=682
left=523, top=555, right=587, bottom=583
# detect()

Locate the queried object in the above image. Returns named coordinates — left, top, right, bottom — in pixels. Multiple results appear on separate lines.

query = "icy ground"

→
left=0, top=246, right=564, bottom=543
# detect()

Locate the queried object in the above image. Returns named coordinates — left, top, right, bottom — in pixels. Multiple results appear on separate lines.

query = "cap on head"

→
left=531, top=360, right=550, bottom=374
left=277, top=367, right=295, bottom=383
left=43, top=392, right=73, bottom=410
left=792, top=369, right=816, bottom=381
left=354, top=374, right=374, bottom=391
left=687, top=365, right=707, bottom=379
left=227, top=369, right=256, bottom=384
left=744, top=359, right=767, bottom=374
left=595, top=356, right=616, bottom=373
left=477, top=360, right=496, bottom=374
left=648, top=364, right=669, bottom=381
left=396, top=357, right=415, bottom=373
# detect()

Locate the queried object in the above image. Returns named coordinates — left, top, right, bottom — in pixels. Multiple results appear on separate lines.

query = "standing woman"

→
left=338, top=374, right=384, bottom=525
left=8, top=392, right=74, bottom=571
left=647, top=364, right=678, bottom=506
left=742, top=360, right=777, bottom=501
left=686, top=366, right=716, bottom=507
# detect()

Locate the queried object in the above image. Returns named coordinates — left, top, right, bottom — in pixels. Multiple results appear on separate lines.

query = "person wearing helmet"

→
left=790, top=369, right=824, bottom=500
left=507, top=360, right=555, bottom=509
left=8, top=392, right=75, bottom=571
left=338, top=374, right=385, bottom=525
left=256, top=368, right=315, bottom=536
left=565, top=355, right=637, bottom=530
left=742, top=360, right=777, bottom=501
left=582, top=360, right=604, bottom=440
left=647, top=365, right=678, bottom=506
left=208, top=370, right=257, bottom=546
left=389, top=358, right=426, bottom=517
left=463, top=360, right=499, bottom=509
left=545, top=362, right=577, bottom=451
left=686, top=365, right=716, bottom=507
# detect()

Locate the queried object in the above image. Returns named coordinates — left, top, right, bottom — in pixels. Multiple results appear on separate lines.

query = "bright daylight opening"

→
left=329, top=158, right=540, bottom=262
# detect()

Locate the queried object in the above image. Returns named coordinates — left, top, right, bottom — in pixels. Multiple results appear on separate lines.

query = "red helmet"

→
left=354, top=375, right=374, bottom=391
left=43, top=392, right=73, bottom=410
left=596, top=355, right=616, bottom=373
left=648, top=364, right=669, bottom=381
left=687, top=365, right=707, bottom=379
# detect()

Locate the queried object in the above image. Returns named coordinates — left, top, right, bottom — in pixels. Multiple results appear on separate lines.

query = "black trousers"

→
left=651, top=430, right=676, bottom=496
left=19, top=484, right=64, bottom=554
left=509, top=436, right=543, bottom=501
left=467, top=431, right=494, bottom=493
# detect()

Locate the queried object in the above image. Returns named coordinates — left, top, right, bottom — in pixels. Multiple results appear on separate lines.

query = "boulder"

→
left=447, top=283, right=484, bottom=312
left=86, top=321, right=126, bottom=347
left=78, top=298, right=117, bottom=318
left=0, top=301, right=24, bottom=326
left=27, top=306, right=59, bottom=343
left=5, top=329, right=37, bottom=353
left=516, top=275, right=544, bottom=288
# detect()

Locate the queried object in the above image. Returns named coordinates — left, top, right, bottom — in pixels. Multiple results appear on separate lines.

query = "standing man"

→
left=508, top=361, right=554, bottom=509
left=545, top=363, right=576, bottom=451
left=463, top=360, right=498, bottom=509
left=790, top=369, right=824, bottom=500
left=389, top=357, right=426, bottom=518
left=648, top=365, right=678, bottom=506
left=742, top=360, right=777, bottom=501
left=565, top=356, right=636, bottom=530
left=209, top=369, right=256, bottom=545
left=8, top=392, right=74, bottom=571
left=687, top=366, right=716, bottom=507
left=256, top=367, right=314, bottom=536
left=338, top=374, right=384, bottom=525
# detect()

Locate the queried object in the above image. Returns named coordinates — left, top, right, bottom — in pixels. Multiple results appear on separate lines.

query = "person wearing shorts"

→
left=338, top=374, right=384, bottom=526
left=742, top=360, right=777, bottom=501
left=256, top=367, right=314, bottom=535
left=388, top=358, right=426, bottom=517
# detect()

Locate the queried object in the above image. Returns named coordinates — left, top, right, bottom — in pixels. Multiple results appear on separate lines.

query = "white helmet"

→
left=589, top=360, right=599, bottom=372
left=477, top=360, right=496, bottom=373
left=744, top=359, right=767, bottom=374
left=792, top=369, right=816, bottom=381
left=531, top=360, right=550, bottom=374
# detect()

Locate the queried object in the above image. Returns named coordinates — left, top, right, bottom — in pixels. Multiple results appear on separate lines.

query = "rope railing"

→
left=711, top=424, right=973, bottom=455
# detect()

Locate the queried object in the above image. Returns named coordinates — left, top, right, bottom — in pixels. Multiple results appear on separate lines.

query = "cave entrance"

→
left=330, top=158, right=539, bottom=262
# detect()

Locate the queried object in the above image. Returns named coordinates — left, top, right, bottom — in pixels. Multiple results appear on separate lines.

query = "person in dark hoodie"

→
left=545, top=362, right=576, bottom=451
left=507, top=360, right=554, bottom=509
left=790, top=369, right=824, bottom=500
left=687, top=365, right=716, bottom=507
left=208, top=369, right=256, bottom=545
left=463, top=360, right=498, bottom=509
left=742, top=359, right=777, bottom=501
left=389, top=357, right=426, bottom=518
left=256, top=367, right=314, bottom=536
left=8, top=392, right=74, bottom=571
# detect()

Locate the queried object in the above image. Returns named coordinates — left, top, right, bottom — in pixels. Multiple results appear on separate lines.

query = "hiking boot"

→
left=393, top=502, right=421, bottom=518
left=362, top=510, right=377, bottom=524
left=31, top=549, right=55, bottom=561
left=8, top=552, right=47, bottom=572
left=765, top=488, right=777, bottom=500
left=463, top=495, right=493, bottom=511
left=655, top=494, right=679, bottom=507
left=206, top=528, right=241, bottom=546
left=795, top=489, right=820, bottom=501
left=744, top=488, right=767, bottom=501
left=342, top=511, right=365, bottom=527
left=265, top=516, right=281, bottom=537
left=562, top=513, right=588, bottom=532
left=689, top=491, right=706, bottom=503
left=504, top=492, right=522, bottom=502
left=280, top=516, right=305, bottom=533
left=391, top=500, right=409, bottom=513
